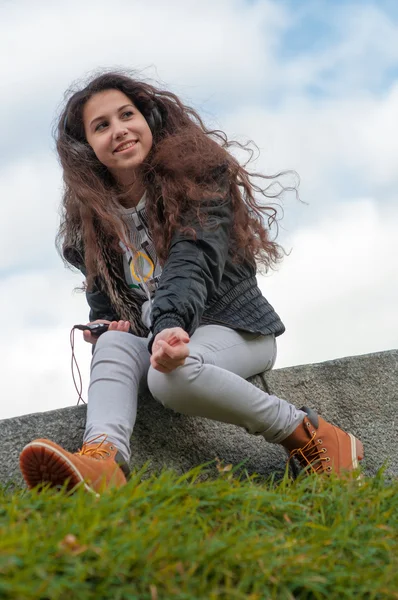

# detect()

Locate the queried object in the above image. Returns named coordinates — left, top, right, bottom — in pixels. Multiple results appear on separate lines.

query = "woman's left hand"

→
left=151, top=327, right=190, bottom=373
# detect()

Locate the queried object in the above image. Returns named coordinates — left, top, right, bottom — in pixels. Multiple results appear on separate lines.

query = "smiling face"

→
left=83, top=89, right=153, bottom=186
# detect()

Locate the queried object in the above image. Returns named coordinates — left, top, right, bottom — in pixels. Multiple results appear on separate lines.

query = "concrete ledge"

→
left=1, top=349, right=397, bottom=487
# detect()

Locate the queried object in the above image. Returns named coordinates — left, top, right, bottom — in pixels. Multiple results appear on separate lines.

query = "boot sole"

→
left=19, top=441, right=99, bottom=497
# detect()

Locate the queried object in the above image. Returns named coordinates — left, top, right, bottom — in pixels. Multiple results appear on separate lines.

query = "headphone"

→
left=145, top=104, right=163, bottom=134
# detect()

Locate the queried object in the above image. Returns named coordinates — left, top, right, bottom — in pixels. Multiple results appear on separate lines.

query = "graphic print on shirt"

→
left=120, top=195, right=162, bottom=300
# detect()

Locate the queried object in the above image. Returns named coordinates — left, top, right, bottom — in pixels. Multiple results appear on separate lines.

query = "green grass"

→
left=0, top=465, right=397, bottom=600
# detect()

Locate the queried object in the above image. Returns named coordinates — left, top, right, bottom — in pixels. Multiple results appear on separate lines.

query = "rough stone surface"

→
left=1, top=349, right=397, bottom=488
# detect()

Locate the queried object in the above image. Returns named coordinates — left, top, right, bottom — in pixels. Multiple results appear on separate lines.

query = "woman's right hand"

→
left=83, top=319, right=131, bottom=344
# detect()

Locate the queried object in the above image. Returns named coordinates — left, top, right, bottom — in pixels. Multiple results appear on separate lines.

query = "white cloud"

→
left=261, top=198, right=398, bottom=367
left=221, top=83, right=398, bottom=203
left=0, top=268, right=91, bottom=420
left=0, top=156, right=62, bottom=270
left=0, top=0, right=287, bottom=120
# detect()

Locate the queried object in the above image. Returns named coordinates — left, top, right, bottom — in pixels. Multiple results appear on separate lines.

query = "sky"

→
left=1, top=0, right=397, bottom=420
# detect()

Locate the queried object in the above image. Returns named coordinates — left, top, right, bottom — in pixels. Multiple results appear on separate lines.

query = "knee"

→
left=147, top=356, right=202, bottom=410
left=93, top=330, right=147, bottom=360
left=91, top=331, right=122, bottom=359
left=94, top=329, right=125, bottom=349
left=94, top=331, right=143, bottom=352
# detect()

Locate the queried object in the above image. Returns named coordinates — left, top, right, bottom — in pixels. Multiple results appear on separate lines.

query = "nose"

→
left=113, top=124, right=128, bottom=140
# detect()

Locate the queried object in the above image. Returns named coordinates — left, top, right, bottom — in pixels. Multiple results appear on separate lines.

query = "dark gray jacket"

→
left=65, top=194, right=285, bottom=350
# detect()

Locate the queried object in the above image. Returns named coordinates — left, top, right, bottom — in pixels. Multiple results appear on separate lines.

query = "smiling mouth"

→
left=114, top=140, right=138, bottom=153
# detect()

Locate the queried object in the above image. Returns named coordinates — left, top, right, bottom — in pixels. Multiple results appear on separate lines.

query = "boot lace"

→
left=76, top=434, right=112, bottom=459
left=289, top=429, right=329, bottom=473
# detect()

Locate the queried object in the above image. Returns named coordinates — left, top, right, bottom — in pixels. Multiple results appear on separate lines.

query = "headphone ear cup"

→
left=147, top=105, right=163, bottom=134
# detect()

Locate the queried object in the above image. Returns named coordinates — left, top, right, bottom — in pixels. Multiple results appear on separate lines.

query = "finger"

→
left=155, top=344, right=182, bottom=363
left=155, top=358, right=185, bottom=372
left=176, top=332, right=190, bottom=343
left=157, top=341, right=189, bottom=361
left=108, top=321, right=119, bottom=331
left=83, top=331, right=95, bottom=345
left=151, top=349, right=178, bottom=370
left=151, top=349, right=168, bottom=366
left=150, top=356, right=172, bottom=373
left=167, top=333, right=189, bottom=346
left=173, top=328, right=190, bottom=342
left=152, top=350, right=186, bottom=371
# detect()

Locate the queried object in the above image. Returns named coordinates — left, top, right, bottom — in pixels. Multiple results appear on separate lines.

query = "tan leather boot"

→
left=19, top=434, right=130, bottom=496
left=281, top=407, right=364, bottom=476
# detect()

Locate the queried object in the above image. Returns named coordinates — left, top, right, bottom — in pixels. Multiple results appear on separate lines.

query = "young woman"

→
left=19, top=72, right=364, bottom=495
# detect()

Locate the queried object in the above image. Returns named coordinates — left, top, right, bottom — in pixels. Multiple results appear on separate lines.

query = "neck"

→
left=116, top=178, right=145, bottom=209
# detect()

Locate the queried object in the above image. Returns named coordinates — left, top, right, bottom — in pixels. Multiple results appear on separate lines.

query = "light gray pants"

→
left=84, top=325, right=306, bottom=462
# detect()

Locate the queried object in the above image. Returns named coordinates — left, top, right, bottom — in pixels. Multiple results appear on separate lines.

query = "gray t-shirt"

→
left=120, top=193, right=162, bottom=328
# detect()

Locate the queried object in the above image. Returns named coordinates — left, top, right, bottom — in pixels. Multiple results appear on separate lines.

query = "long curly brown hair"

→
left=55, top=70, right=296, bottom=290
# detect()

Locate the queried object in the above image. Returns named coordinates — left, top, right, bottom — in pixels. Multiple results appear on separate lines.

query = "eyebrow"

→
left=89, top=104, right=135, bottom=128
